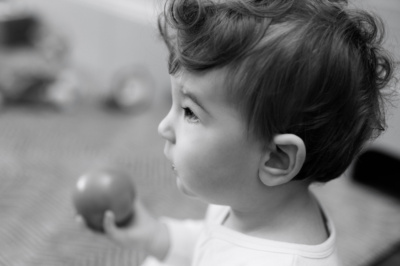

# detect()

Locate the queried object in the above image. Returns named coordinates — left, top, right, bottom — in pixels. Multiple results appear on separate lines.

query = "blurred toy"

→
left=0, top=3, right=79, bottom=111
left=45, top=69, right=80, bottom=110
left=104, top=66, right=155, bottom=113
left=72, top=168, right=136, bottom=233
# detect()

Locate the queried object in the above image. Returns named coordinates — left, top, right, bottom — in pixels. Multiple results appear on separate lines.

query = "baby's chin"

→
left=176, top=178, right=197, bottom=198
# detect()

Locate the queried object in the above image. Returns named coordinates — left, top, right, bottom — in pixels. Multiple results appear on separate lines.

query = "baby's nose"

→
left=158, top=111, right=175, bottom=143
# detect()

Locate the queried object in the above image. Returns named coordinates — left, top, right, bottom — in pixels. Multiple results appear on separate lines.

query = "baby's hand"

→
left=102, top=200, right=152, bottom=246
left=103, top=200, right=170, bottom=260
left=75, top=200, right=170, bottom=260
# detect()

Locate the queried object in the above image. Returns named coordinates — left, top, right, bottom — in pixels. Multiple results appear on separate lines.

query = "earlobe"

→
left=259, top=134, right=306, bottom=187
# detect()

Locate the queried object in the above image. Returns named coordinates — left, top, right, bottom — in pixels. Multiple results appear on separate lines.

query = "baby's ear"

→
left=259, top=134, right=306, bottom=186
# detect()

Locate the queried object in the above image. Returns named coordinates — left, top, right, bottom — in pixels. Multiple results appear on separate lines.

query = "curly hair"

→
left=158, top=0, right=396, bottom=182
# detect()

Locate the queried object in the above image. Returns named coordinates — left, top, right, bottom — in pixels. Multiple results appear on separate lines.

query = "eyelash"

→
left=182, top=107, right=199, bottom=123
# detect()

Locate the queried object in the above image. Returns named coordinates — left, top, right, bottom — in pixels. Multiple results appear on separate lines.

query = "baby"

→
left=101, top=0, right=395, bottom=265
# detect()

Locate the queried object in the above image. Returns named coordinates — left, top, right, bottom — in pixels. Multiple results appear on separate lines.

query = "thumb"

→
left=103, top=210, right=137, bottom=246
left=103, top=211, right=119, bottom=236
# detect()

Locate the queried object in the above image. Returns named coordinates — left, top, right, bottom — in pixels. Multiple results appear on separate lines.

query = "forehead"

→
left=172, top=68, right=230, bottom=103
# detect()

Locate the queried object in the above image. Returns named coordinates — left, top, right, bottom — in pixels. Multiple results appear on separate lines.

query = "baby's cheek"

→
left=177, top=134, right=236, bottom=177
left=178, top=146, right=212, bottom=179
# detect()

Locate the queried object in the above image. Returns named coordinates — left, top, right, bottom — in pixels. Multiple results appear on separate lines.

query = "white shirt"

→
left=143, top=204, right=341, bottom=266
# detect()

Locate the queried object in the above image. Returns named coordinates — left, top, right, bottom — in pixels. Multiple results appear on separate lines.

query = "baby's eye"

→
left=182, top=107, right=199, bottom=123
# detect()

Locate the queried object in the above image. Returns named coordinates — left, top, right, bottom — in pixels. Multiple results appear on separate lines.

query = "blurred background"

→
left=0, top=0, right=398, bottom=265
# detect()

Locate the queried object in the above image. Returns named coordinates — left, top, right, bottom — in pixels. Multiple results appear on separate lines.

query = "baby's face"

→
left=158, top=69, right=264, bottom=206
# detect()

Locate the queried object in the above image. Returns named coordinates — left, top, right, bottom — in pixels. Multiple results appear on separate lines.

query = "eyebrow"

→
left=181, top=89, right=208, bottom=114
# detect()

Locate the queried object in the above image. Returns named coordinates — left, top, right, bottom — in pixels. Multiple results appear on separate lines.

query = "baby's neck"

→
left=223, top=185, right=328, bottom=245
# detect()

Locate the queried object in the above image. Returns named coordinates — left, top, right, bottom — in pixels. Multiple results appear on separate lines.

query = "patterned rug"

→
left=0, top=101, right=399, bottom=266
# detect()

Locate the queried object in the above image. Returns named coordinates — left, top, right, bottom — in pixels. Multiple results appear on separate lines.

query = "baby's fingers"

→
left=103, top=210, right=145, bottom=247
left=103, top=211, right=131, bottom=242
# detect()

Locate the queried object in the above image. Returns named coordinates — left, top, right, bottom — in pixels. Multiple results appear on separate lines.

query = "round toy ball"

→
left=105, top=66, right=155, bottom=113
left=73, top=169, right=135, bottom=232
